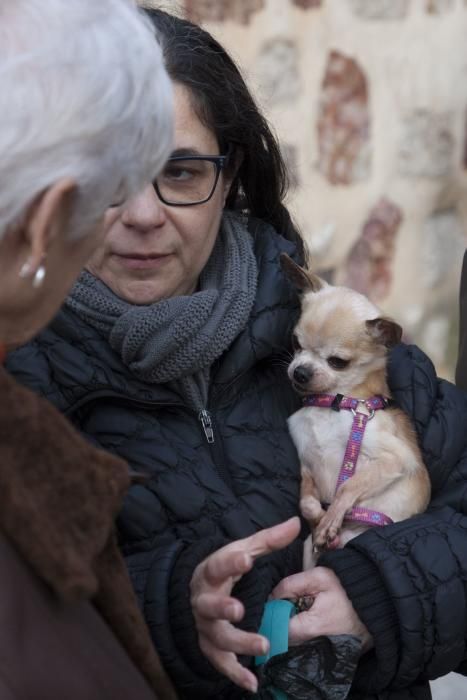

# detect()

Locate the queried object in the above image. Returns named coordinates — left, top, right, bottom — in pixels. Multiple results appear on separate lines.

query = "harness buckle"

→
left=331, top=393, right=344, bottom=411
left=350, top=399, right=375, bottom=421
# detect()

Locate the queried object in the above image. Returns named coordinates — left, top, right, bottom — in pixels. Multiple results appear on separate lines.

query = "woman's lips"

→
left=114, top=253, right=171, bottom=270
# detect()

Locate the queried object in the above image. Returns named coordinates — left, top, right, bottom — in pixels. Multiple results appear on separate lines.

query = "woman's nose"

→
left=121, top=184, right=166, bottom=231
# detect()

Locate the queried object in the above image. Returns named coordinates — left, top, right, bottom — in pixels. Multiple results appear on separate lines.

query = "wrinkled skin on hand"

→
left=271, top=567, right=373, bottom=652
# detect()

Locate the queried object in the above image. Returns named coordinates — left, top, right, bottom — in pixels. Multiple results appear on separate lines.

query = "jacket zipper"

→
left=198, top=409, right=214, bottom=443
left=199, top=407, right=234, bottom=489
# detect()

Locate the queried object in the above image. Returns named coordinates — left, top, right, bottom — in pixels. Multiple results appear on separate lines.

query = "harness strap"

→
left=302, top=393, right=394, bottom=527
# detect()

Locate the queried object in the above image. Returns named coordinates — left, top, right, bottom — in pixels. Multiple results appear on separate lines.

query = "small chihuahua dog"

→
left=281, top=254, right=431, bottom=567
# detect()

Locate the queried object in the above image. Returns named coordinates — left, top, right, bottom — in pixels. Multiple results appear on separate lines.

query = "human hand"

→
left=190, top=517, right=301, bottom=693
left=271, top=566, right=373, bottom=652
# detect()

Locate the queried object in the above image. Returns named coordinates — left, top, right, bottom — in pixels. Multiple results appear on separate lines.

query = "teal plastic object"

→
left=255, top=599, right=296, bottom=666
left=255, top=600, right=296, bottom=700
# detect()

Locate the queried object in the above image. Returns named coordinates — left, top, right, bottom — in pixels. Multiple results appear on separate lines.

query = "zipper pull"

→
left=199, top=409, right=214, bottom=443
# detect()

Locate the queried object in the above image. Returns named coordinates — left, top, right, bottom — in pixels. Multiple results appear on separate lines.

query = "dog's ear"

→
left=280, top=253, right=324, bottom=292
left=366, top=317, right=403, bottom=348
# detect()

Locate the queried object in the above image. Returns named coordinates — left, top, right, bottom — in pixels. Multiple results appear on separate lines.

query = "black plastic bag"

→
left=256, top=634, right=362, bottom=700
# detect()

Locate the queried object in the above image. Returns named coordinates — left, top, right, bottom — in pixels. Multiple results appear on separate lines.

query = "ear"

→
left=366, top=317, right=403, bottom=348
left=25, top=178, right=76, bottom=270
left=280, top=253, right=324, bottom=292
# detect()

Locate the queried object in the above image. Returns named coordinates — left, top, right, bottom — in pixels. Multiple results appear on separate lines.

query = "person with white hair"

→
left=0, top=0, right=176, bottom=698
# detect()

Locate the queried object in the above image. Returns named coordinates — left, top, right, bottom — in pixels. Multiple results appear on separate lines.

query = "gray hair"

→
left=0, top=0, right=173, bottom=240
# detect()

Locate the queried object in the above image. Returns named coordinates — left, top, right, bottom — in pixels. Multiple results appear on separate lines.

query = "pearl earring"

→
left=19, top=258, right=46, bottom=288
left=33, top=265, right=46, bottom=288
left=19, top=261, right=33, bottom=278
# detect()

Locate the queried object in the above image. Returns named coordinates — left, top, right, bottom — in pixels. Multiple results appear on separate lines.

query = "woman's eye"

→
left=163, top=165, right=192, bottom=182
left=327, top=356, right=350, bottom=370
left=292, top=334, right=302, bottom=352
left=162, top=162, right=204, bottom=182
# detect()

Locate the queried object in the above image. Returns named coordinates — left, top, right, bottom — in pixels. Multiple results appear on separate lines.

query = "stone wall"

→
left=147, top=0, right=467, bottom=379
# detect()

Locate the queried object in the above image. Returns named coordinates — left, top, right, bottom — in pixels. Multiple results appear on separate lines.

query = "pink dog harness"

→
left=302, top=393, right=394, bottom=527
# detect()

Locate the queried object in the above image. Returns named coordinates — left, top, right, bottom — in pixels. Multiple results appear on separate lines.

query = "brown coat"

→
left=0, top=367, right=177, bottom=700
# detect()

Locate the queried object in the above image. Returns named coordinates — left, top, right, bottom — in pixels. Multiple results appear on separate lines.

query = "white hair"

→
left=0, top=0, right=173, bottom=240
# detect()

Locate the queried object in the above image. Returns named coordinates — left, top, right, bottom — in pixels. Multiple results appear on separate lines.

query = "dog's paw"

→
left=314, top=512, right=342, bottom=549
left=300, top=496, right=324, bottom=525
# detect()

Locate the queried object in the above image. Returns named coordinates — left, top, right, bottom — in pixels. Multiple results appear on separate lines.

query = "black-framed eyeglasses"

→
left=153, top=152, right=230, bottom=207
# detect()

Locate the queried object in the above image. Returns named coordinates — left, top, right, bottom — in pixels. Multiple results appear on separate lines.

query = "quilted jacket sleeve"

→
left=320, top=344, right=467, bottom=696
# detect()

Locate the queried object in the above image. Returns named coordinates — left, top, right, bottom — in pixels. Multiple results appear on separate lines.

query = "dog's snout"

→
left=293, top=366, right=312, bottom=386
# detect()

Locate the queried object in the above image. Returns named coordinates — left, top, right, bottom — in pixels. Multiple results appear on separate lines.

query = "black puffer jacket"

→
left=9, top=223, right=467, bottom=699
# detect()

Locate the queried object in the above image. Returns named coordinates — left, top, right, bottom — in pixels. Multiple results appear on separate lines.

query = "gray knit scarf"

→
left=66, top=210, right=258, bottom=412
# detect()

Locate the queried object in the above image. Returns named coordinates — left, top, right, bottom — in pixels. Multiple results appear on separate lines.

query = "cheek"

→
left=86, top=215, right=119, bottom=272
left=175, top=200, right=223, bottom=268
left=103, top=207, right=121, bottom=232
left=85, top=242, right=106, bottom=274
left=65, top=230, right=104, bottom=284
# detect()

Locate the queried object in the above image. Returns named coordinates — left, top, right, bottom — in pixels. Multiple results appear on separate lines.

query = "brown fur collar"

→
left=0, top=365, right=131, bottom=600
left=0, top=368, right=177, bottom=699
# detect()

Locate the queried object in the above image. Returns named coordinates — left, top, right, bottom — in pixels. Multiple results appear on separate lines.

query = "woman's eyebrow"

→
left=169, top=147, right=203, bottom=157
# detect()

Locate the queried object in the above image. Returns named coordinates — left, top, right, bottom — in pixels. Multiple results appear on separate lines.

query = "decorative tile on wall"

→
left=397, top=110, right=455, bottom=179
left=184, top=0, right=264, bottom=25
left=292, top=0, right=322, bottom=8
left=317, top=51, right=371, bottom=185
left=425, top=0, right=455, bottom=13
left=256, top=38, right=301, bottom=106
left=349, top=0, right=410, bottom=20
left=343, top=198, right=402, bottom=302
left=421, top=208, right=465, bottom=288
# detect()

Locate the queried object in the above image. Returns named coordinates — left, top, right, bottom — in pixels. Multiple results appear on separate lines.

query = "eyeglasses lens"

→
left=155, top=158, right=219, bottom=205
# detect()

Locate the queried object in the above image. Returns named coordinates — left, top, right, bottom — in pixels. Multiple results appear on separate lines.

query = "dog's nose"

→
left=293, top=366, right=312, bottom=385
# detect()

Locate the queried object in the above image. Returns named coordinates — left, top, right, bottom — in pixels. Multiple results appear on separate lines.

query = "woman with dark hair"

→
left=8, top=7, right=467, bottom=700
left=148, top=7, right=302, bottom=252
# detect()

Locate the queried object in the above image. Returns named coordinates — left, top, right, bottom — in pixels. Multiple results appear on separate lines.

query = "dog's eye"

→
left=292, top=334, right=302, bottom=352
left=327, top=356, right=350, bottom=370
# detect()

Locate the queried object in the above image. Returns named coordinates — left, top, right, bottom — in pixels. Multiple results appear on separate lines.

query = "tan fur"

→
left=282, top=255, right=431, bottom=565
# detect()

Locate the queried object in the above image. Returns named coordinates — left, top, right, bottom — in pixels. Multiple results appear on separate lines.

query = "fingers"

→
left=194, top=592, right=244, bottom=623
left=288, top=610, right=317, bottom=645
left=244, top=516, right=301, bottom=559
left=199, top=619, right=269, bottom=658
left=195, top=517, right=301, bottom=589
left=202, top=549, right=253, bottom=588
left=199, top=637, right=259, bottom=693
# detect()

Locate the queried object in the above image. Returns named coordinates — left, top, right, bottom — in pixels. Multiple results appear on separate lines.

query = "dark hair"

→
left=144, top=7, right=305, bottom=262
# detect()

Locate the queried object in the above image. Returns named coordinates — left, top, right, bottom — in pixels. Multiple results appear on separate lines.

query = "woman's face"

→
left=86, top=83, right=231, bottom=305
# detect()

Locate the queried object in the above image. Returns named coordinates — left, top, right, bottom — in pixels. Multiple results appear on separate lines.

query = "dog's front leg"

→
left=300, top=466, right=326, bottom=568
left=300, top=466, right=325, bottom=526
left=314, top=460, right=404, bottom=548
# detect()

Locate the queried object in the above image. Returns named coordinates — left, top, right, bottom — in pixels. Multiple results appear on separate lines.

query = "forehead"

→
left=299, top=288, right=379, bottom=347
left=172, top=81, right=218, bottom=153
